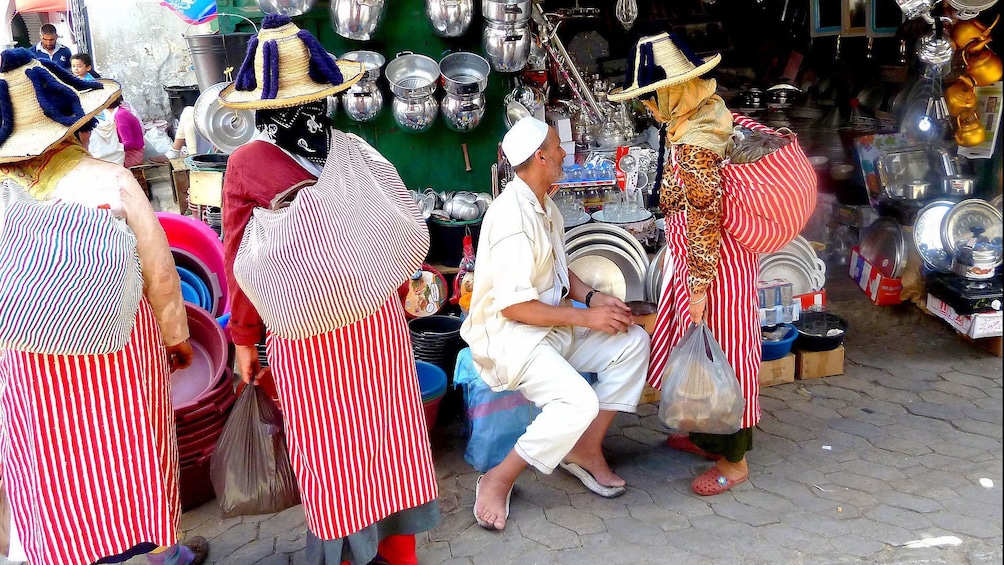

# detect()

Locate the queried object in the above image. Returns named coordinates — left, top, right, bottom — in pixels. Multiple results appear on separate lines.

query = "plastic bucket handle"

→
left=184, top=13, right=259, bottom=38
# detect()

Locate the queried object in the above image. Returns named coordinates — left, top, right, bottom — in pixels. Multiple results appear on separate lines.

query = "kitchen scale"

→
left=925, top=271, right=1003, bottom=315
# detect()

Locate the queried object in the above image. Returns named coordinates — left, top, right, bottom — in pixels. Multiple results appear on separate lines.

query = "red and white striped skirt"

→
left=0, top=300, right=180, bottom=565
left=265, top=297, right=439, bottom=540
left=648, top=213, right=763, bottom=429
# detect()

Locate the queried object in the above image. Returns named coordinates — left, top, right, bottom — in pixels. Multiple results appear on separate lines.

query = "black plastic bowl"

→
left=792, top=311, right=849, bottom=352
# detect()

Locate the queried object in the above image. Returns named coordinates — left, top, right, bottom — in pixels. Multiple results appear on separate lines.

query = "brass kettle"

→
left=951, top=14, right=999, bottom=50
left=955, top=110, right=987, bottom=147
left=963, top=38, right=1003, bottom=86
left=944, top=75, right=979, bottom=117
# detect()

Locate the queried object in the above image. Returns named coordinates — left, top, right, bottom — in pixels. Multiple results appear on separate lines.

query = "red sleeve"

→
left=222, top=141, right=315, bottom=346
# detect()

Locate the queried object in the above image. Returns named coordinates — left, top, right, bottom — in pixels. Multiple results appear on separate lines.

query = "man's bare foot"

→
left=474, top=474, right=513, bottom=530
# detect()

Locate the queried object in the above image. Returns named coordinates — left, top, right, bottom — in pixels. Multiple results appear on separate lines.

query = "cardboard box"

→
left=927, top=294, right=1004, bottom=339
left=796, top=346, right=845, bottom=379
left=760, top=353, right=795, bottom=387
left=560, top=141, right=576, bottom=166
left=545, top=110, right=573, bottom=142
left=849, top=246, right=903, bottom=305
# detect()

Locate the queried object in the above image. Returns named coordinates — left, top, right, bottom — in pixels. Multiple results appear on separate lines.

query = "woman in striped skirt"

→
left=0, top=50, right=207, bottom=564
left=219, top=16, right=439, bottom=565
left=610, top=34, right=815, bottom=496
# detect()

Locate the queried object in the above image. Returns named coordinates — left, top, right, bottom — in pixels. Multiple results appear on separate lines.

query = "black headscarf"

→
left=255, top=99, right=332, bottom=167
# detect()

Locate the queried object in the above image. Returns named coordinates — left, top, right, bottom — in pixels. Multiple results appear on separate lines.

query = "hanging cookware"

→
left=947, top=0, right=1000, bottom=20
left=441, top=92, right=486, bottom=132
left=955, top=110, right=988, bottom=146
left=385, top=52, right=441, bottom=99
left=330, top=0, right=387, bottom=41
left=944, top=75, right=979, bottom=116
left=340, top=50, right=386, bottom=122
left=951, top=13, right=999, bottom=48
left=894, top=0, right=936, bottom=20
left=426, top=0, right=474, bottom=37
left=482, top=20, right=531, bottom=73
left=392, top=95, right=439, bottom=133
left=916, top=28, right=955, bottom=74
left=962, top=38, right=1004, bottom=86
left=256, top=0, right=317, bottom=16
left=440, top=52, right=491, bottom=96
left=481, top=0, right=531, bottom=23
left=912, top=199, right=956, bottom=273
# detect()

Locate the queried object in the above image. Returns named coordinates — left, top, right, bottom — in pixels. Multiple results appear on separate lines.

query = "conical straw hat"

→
left=608, top=32, right=721, bottom=102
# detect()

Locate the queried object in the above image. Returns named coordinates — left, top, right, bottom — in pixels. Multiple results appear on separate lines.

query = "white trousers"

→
left=509, top=324, right=649, bottom=473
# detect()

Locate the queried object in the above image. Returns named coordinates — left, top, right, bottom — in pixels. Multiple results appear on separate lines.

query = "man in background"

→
left=29, top=23, right=72, bottom=69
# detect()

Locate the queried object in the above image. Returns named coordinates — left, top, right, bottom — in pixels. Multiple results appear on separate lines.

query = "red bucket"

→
left=422, top=393, right=444, bottom=434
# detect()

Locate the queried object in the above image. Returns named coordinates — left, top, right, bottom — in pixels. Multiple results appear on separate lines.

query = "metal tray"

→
left=860, top=217, right=908, bottom=278
left=646, top=245, right=669, bottom=303
left=566, top=232, right=647, bottom=280
left=758, top=255, right=819, bottom=296
left=941, top=199, right=1004, bottom=258
left=912, top=199, right=955, bottom=273
left=568, top=243, right=646, bottom=302
left=565, top=223, right=649, bottom=273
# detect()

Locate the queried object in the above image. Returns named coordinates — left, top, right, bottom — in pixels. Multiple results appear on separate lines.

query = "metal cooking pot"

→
left=440, top=52, right=490, bottom=96
left=392, top=94, right=439, bottom=133
left=441, top=92, right=486, bottom=132
left=256, top=0, right=316, bottom=16
left=904, top=180, right=931, bottom=200
left=340, top=51, right=385, bottom=122
left=482, top=20, right=530, bottom=73
left=426, top=0, right=474, bottom=37
left=386, top=52, right=441, bottom=99
left=766, top=84, right=801, bottom=109
left=330, top=0, right=386, bottom=41
left=953, top=245, right=1001, bottom=279
left=943, top=175, right=976, bottom=196
left=481, top=0, right=531, bottom=23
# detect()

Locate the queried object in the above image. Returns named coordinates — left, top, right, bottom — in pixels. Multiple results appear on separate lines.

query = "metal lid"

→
left=913, top=199, right=955, bottom=273
left=941, top=199, right=1003, bottom=263
left=193, top=82, right=256, bottom=155
left=860, top=217, right=908, bottom=278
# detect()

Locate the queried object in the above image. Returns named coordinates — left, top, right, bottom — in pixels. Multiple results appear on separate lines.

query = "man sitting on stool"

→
left=461, top=117, right=650, bottom=531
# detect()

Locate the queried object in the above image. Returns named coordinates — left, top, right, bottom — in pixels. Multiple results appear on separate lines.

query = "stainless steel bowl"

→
left=904, top=180, right=931, bottom=200
left=342, top=50, right=385, bottom=80
left=426, top=0, right=474, bottom=37
left=943, top=175, right=976, bottom=196
left=256, top=0, right=317, bottom=16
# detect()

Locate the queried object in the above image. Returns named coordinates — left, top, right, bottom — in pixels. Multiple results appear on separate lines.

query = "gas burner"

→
left=964, top=280, right=991, bottom=291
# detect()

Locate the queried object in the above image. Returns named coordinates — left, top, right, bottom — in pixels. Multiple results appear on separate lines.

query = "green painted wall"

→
left=216, top=0, right=508, bottom=194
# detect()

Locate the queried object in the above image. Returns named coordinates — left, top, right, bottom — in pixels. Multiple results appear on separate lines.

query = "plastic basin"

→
left=793, top=312, right=850, bottom=352
left=761, top=323, right=798, bottom=361
left=157, top=212, right=229, bottom=317
left=171, top=304, right=229, bottom=411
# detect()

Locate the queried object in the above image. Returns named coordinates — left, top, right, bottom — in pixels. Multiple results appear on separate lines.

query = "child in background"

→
left=70, top=53, right=100, bottom=80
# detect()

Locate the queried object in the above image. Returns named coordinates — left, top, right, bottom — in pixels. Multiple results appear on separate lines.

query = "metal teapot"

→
left=944, top=75, right=979, bottom=116
left=963, top=38, right=1003, bottom=86
left=955, top=110, right=987, bottom=147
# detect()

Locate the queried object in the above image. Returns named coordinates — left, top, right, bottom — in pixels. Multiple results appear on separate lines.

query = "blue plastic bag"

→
left=454, top=348, right=540, bottom=472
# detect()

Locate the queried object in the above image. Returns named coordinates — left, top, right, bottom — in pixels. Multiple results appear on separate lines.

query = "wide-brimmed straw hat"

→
left=219, top=14, right=364, bottom=110
left=608, top=32, right=721, bottom=102
left=0, top=48, right=120, bottom=164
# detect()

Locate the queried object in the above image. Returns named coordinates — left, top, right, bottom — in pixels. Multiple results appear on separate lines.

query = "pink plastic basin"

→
left=157, top=212, right=229, bottom=318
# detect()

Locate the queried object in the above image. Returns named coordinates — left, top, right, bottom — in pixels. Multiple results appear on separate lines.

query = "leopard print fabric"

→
left=658, top=143, right=723, bottom=295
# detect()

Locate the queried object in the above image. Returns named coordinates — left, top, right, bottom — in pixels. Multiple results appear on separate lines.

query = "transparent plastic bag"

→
left=209, top=384, right=300, bottom=517
left=658, top=323, right=744, bottom=434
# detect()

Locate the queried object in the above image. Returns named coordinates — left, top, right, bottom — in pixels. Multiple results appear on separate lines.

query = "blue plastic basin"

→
left=416, top=360, right=448, bottom=402
left=761, top=323, right=798, bottom=361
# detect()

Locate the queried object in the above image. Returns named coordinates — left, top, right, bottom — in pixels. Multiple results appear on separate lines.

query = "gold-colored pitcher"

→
left=963, top=39, right=1003, bottom=86
left=955, top=110, right=987, bottom=147
left=945, top=75, right=979, bottom=117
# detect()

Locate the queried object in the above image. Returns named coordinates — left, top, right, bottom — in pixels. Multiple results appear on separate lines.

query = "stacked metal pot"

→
left=341, top=50, right=386, bottom=122
left=482, top=0, right=532, bottom=72
left=385, top=51, right=491, bottom=133
left=426, top=0, right=474, bottom=37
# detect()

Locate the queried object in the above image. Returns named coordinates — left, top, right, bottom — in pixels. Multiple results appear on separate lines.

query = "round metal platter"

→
left=646, top=245, right=668, bottom=303
left=860, top=217, right=908, bottom=278
left=568, top=243, right=646, bottom=302
left=193, top=82, right=257, bottom=154
left=912, top=199, right=955, bottom=273
left=566, top=233, right=647, bottom=279
left=565, top=222, right=649, bottom=273
left=758, top=255, right=820, bottom=295
left=941, top=198, right=1004, bottom=256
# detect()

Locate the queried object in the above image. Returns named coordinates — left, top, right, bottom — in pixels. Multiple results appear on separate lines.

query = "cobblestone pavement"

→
left=3, top=179, right=1000, bottom=565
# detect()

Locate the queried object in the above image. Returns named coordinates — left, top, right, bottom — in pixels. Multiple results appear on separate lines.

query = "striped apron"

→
left=648, top=115, right=816, bottom=429
left=0, top=300, right=179, bottom=565
left=265, top=297, right=439, bottom=540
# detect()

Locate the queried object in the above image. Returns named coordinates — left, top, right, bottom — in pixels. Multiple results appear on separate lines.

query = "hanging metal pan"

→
left=193, top=82, right=256, bottom=154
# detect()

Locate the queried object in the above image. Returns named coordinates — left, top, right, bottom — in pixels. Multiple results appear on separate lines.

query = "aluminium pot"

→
left=943, top=175, right=976, bottom=196
left=952, top=246, right=1001, bottom=279
left=386, top=52, right=441, bottom=99
left=256, top=0, right=317, bottom=16
left=330, top=0, right=386, bottom=41
left=482, top=0, right=531, bottom=22
left=439, top=52, right=491, bottom=96
left=392, top=94, right=439, bottom=133
left=340, top=51, right=385, bottom=122
left=482, top=20, right=530, bottom=73
left=441, top=92, right=486, bottom=132
left=426, top=0, right=474, bottom=37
